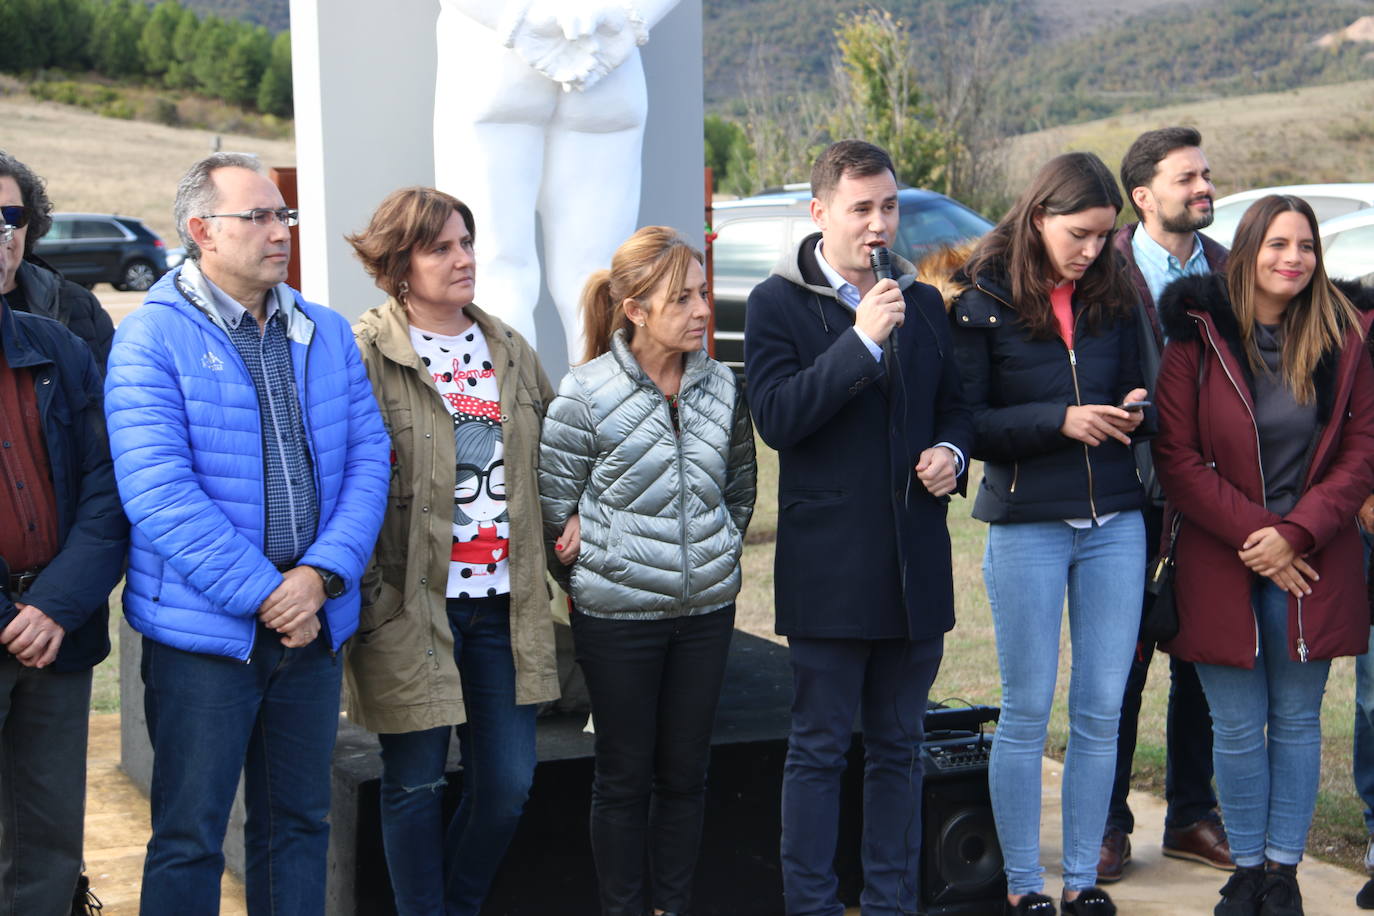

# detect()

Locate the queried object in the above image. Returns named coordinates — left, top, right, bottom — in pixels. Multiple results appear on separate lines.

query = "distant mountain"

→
left=182, top=0, right=287, bottom=32
left=176, top=0, right=1374, bottom=131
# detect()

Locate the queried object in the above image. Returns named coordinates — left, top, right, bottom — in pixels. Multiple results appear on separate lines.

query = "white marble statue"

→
left=434, top=0, right=682, bottom=363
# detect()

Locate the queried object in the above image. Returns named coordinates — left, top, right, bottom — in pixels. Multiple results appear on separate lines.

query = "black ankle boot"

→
left=1259, top=863, right=1302, bottom=916
left=1216, top=864, right=1265, bottom=915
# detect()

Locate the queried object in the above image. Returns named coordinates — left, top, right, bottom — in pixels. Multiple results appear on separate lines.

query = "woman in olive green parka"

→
left=344, top=187, right=558, bottom=915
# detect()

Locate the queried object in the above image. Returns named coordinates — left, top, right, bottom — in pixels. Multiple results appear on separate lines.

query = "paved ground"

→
left=85, top=711, right=1365, bottom=915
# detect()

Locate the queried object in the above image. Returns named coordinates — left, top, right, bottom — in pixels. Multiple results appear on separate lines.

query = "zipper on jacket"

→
left=1066, top=346, right=1098, bottom=520
left=1295, top=595, right=1310, bottom=662
left=1009, top=461, right=1019, bottom=493
left=1196, top=315, right=1269, bottom=661
left=670, top=397, right=690, bottom=606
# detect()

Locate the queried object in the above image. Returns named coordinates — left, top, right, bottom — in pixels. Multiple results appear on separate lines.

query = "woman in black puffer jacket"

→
left=946, top=152, right=1149, bottom=916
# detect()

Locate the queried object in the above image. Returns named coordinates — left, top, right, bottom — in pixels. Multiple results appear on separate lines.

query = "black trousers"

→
left=1109, top=506, right=1217, bottom=833
left=572, top=605, right=736, bottom=916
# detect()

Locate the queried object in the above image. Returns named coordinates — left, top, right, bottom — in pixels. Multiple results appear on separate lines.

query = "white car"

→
left=1319, top=208, right=1374, bottom=283
left=1203, top=183, right=1374, bottom=248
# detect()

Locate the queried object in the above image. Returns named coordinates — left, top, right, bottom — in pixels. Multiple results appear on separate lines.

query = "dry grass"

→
left=737, top=443, right=1367, bottom=873
left=1004, top=79, right=1374, bottom=201
left=0, top=95, right=295, bottom=243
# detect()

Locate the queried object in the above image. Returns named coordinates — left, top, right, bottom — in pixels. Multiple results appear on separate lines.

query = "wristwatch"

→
left=309, top=565, right=346, bottom=599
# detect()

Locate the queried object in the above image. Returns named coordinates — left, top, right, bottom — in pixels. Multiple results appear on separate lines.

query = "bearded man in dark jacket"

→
left=1098, top=127, right=1234, bottom=885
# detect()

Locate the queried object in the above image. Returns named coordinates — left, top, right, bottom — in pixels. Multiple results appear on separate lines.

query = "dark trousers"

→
left=781, top=635, right=943, bottom=916
left=1109, top=642, right=1217, bottom=831
left=0, top=656, right=92, bottom=915
left=572, top=605, right=736, bottom=916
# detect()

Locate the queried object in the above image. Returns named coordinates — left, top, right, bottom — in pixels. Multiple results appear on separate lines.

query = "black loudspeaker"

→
left=920, top=731, right=1006, bottom=915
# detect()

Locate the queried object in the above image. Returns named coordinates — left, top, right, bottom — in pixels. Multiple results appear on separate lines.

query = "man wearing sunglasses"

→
left=104, top=153, right=390, bottom=914
left=0, top=151, right=116, bottom=370
left=0, top=213, right=128, bottom=913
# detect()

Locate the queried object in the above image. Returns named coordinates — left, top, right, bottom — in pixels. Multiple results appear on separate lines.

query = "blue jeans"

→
left=983, top=513, right=1144, bottom=896
left=1196, top=581, right=1332, bottom=867
left=377, top=596, right=536, bottom=916
left=781, top=634, right=944, bottom=916
left=140, top=625, right=342, bottom=916
left=1356, top=626, right=1374, bottom=833
left=1353, top=531, right=1374, bottom=833
left=0, top=657, right=92, bottom=914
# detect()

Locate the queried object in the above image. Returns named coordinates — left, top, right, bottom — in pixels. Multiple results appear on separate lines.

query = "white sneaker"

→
left=1364, top=834, right=1374, bottom=874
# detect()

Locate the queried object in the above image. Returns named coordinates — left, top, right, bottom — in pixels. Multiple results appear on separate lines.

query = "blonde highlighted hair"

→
left=1227, top=194, right=1358, bottom=404
left=579, top=226, right=703, bottom=363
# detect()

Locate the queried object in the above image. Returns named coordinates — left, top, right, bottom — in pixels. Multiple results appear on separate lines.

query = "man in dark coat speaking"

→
left=744, top=139, right=974, bottom=915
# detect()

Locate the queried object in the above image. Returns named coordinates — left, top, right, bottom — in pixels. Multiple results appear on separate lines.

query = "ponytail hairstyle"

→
left=1226, top=194, right=1358, bottom=404
left=964, top=151, right=1135, bottom=339
left=579, top=226, right=704, bottom=363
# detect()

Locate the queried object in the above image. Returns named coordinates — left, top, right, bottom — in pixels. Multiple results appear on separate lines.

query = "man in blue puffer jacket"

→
left=104, top=153, right=389, bottom=915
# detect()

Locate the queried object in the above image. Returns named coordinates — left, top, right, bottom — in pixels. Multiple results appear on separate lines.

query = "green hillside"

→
left=705, top=0, right=1374, bottom=128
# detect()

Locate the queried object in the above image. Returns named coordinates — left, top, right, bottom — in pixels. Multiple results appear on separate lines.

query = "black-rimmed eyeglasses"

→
left=202, top=208, right=300, bottom=227
left=455, top=461, right=506, bottom=504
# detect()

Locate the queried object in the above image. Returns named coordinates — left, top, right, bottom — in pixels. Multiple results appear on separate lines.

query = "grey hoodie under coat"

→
left=539, top=329, right=756, bottom=619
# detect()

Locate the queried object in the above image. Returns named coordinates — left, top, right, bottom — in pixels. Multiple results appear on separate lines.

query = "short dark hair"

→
left=1119, top=126, right=1204, bottom=220
left=345, top=187, right=476, bottom=301
left=810, top=140, right=896, bottom=202
left=0, top=150, right=55, bottom=256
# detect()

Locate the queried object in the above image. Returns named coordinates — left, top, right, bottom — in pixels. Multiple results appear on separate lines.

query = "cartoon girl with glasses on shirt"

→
left=450, top=408, right=509, bottom=597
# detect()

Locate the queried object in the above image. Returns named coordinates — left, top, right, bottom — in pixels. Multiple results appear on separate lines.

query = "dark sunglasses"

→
left=0, top=205, right=28, bottom=229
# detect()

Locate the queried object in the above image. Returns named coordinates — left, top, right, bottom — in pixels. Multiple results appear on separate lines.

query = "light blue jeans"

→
left=983, top=513, right=1145, bottom=896
left=1352, top=531, right=1374, bottom=834
left=1355, top=626, right=1374, bottom=833
left=1196, top=581, right=1332, bottom=867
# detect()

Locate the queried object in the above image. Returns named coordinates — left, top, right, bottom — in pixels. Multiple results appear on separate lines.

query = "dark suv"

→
left=34, top=213, right=170, bottom=291
left=710, top=186, right=992, bottom=375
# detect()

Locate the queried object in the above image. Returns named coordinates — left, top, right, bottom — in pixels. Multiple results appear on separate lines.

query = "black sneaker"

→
left=1258, top=866, right=1302, bottom=916
left=1216, top=865, right=1265, bottom=916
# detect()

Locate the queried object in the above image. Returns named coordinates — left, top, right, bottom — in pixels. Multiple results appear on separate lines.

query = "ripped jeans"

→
left=376, top=596, right=538, bottom=916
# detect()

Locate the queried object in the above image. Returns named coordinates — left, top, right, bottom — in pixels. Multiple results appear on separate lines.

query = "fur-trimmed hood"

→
left=1159, top=273, right=1374, bottom=343
left=1157, top=272, right=1374, bottom=425
left=914, top=242, right=978, bottom=311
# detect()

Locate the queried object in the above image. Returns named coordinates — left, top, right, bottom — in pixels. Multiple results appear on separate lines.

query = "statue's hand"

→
left=511, top=2, right=644, bottom=91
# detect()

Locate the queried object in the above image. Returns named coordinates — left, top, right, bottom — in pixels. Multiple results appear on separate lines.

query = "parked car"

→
left=1203, top=183, right=1374, bottom=249
left=1320, top=208, right=1374, bottom=282
left=34, top=213, right=170, bottom=291
left=165, top=246, right=187, bottom=270
left=710, top=185, right=993, bottom=375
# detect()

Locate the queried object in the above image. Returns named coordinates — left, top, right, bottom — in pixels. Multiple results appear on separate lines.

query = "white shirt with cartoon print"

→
left=410, top=325, right=511, bottom=599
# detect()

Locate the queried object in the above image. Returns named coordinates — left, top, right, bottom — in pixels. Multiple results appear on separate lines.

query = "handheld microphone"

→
left=870, top=246, right=898, bottom=365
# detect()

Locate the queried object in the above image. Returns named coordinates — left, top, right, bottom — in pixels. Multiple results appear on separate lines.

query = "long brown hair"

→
left=1227, top=194, right=1358, bottom=404
left=579, top=226, right=703, bottom=364
left=964, top=152, right=1135, bottom=339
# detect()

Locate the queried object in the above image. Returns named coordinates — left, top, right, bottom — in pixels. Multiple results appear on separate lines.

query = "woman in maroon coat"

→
left=1153, top=194, right=1374, bottom=916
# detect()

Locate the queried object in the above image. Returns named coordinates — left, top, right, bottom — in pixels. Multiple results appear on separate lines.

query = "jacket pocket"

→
left=358, top=568, right=406, bottom=635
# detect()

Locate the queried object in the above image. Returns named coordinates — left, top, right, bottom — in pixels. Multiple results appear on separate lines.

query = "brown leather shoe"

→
left=1097, top=825, right=1131, bottom=883
left=1161, top=809, right=1234, bottom=871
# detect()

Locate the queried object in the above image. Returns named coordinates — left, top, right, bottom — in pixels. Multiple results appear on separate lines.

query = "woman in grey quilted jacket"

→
left=539, top=226, right=756, bottom=916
